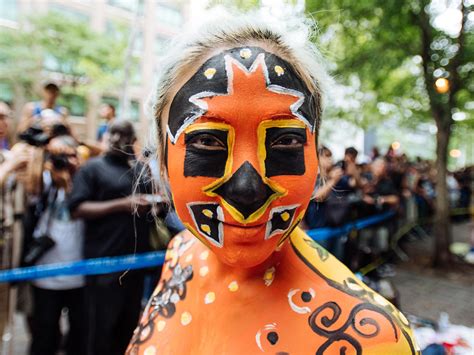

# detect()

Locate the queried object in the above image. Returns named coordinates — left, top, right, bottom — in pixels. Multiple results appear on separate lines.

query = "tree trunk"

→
left=433, top=117, right=452, bottom=268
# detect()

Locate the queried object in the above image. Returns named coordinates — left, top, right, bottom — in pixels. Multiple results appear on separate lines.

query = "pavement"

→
left=2, top=222, right=474, bottom=354
left=392, top=221, right=474, bottom=327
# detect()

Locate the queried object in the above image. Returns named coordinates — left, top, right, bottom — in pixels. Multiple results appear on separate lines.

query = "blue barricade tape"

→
left=306, top=211, right=395, bottom=241
left=0, top=251, right=165, bottom=283
left=0, top=212, right=394, bottom=283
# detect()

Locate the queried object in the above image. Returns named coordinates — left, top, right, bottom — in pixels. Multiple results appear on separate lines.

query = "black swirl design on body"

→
left=129, top=262, right=193, bottom=349
left=308, top=302, right=398, bottom=354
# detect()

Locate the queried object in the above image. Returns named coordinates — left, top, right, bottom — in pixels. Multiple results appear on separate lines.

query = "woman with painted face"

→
left=128, top=15, right=419, bottom=355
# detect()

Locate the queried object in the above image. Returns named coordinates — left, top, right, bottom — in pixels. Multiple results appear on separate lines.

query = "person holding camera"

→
left=28, top=135, right=86, bottom=355
left=68, top=120, right=153, bottom=355
left=17, top=82, right=68, bottom=134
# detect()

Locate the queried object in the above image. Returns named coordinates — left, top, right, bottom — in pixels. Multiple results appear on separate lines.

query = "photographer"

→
left=28, top=135, right=86, bottom=355
left=17, top=82, right=68, bottom=134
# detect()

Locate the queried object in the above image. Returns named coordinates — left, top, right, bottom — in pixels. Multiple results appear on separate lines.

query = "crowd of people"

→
left=302, top=144, right=471, bottom=270
left=0, top=82, right=184, bottom=355
left=0, top=82, right=471, bottom=354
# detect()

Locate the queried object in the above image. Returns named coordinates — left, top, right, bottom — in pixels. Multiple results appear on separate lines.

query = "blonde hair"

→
left=146, top=12, right=331, bottom=200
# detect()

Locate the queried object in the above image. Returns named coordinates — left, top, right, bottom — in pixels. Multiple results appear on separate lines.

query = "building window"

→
left=130, top=100, right=140, bottom=121
left=57, top=93, right=86, bottom=117
left=133, top=31, right=144, bottom=55
left=101, top=97, right=140, bottom=121
left=49, top=4, right=90, bottom=23
left=0, top=0, right=17, bottom=22
left=0, top=82, right=13, bottom=104
left=156, top=4, right=182, bottom=28
left=108, top=0, right=143, bottom=13
left=154, top=35, right=169, bottom=56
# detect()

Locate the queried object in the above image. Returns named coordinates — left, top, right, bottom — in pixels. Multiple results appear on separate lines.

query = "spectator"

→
left=29, top=135, right=86, bottom=355
left=337, top=146, right=363, bottom=192
left=18, top=82, right=68, bottom=133
left=68, top=120, right=153, bottom=355
left=304, top=146, right=343, bottom=229
left=97, top=103, right=116, bottom=144
left=362, top=158, right=399, bottom=211
left=0, top=102, right=29, bottom=186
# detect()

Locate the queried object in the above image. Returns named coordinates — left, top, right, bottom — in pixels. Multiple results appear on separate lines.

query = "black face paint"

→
left=213, top=161, right=275, bottom=219
left=184, top=129, right=228, bottom=177
left=265, top=205, right=297, bottom=239
left=168, top=46, right=316, bottom=143
left=265, top=127, right=306, bottom=177
left=187, top=202, right=223, bottom=246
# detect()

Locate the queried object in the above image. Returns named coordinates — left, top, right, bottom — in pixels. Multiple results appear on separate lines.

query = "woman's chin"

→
left=212, top=241, right=277, bottom=268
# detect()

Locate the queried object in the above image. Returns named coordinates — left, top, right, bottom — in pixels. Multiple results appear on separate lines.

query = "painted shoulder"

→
left=289, top=227, right=421, bottom=355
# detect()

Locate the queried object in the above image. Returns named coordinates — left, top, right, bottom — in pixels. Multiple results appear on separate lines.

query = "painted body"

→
left=128, top=46, right=418, bottom=354
left=129, top=228, right=418, bottom=354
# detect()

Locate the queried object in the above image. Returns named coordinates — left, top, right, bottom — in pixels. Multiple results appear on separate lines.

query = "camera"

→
left=335, top=160, right=346, bottom=171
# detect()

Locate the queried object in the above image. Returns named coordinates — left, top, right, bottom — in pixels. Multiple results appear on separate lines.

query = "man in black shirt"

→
left=68, top=121, right=152, bottom=355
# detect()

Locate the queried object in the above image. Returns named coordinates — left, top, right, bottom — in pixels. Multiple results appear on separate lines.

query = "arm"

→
left=314, top=167, right=343, bottom=202
left=72, top=198, right=128, bottom=219
left=17, top=102, right=35, bottom=133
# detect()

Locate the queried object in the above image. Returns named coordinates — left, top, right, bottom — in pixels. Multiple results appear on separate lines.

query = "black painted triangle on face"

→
left=265, top=205, right=298, bottom=240
left=213, top=161, right=275, bottom=219
left=187, top=202, right=224, bottom=247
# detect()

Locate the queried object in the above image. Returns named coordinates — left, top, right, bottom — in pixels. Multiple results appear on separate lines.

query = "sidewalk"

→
left=391, top=221, right=474, bottom=327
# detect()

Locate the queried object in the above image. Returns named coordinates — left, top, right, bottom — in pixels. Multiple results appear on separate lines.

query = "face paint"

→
left=167, top=46, right=318, bottom=267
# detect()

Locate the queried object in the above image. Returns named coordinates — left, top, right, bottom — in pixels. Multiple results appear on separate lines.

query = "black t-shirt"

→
left=68, top=154, right=152, bottom=259
left=373, top=177, right=397, bottom=197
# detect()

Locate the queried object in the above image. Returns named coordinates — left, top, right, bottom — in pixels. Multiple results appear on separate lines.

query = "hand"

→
left=123, top=194, right=152, bottom=214
left=345, top=161, right=358, bottom=176
left=5, top=151, right=29, bottom=172
left=362, top=195, right=376, bottom=205
left=328, top=167, right=343, bottom=183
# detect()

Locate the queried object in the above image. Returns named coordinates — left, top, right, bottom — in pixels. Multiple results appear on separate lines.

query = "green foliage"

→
left=0, top=11, right=128, bottom=96
left=306, top=0, right=473, bottom=134
left=208, top=0, right=261, bottom=12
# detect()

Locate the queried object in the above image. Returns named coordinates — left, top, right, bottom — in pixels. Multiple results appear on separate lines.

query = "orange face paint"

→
left=127, top=47, right=418, bottom=355
left=167, top=48, right=318, bottom=267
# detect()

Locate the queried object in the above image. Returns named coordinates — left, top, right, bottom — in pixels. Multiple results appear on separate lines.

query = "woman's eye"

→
left=188, top=134, right=226, bottom=151
left=272, top=135, right=305, bottom=149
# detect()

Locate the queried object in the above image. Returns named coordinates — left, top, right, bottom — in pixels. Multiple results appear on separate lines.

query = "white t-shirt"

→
left=33, top=188, right=85, bottom=290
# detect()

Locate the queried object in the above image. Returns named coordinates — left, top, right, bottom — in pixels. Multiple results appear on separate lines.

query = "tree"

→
left=0, top=12, right=127, bottom=129
left=306, top=0, right=473, bottom=267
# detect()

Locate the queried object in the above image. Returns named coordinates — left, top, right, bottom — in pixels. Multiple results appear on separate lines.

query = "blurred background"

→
left=0, top=0, right=473, bottom=354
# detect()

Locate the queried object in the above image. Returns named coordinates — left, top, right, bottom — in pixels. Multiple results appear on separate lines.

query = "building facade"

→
left=0, top=0, right=188, bottom=142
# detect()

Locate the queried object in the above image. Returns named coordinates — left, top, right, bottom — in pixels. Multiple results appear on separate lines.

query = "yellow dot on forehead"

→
left=281, top=212, right=290, bottom=222
left=201, top=224, right=211, bottom=234
left=228, top=280, right=239, bottom=292
left=204, top=291, right=216, bottom=304
left=199, top=266, right=209, bottom=277
left=202, top=209, right=213, bottom=218
left=185, top=254, right=193, bottom=263
left=240, top=48, right=252, bottom=59
left=144, top=346, right=157, bottom=355
left=274, top=65, right=285, bottom=76
left=181, top=311, right=192, bottom=326
left=157, top=320, right=166, bottom=332
left=204, top=68, right=216, bottom=79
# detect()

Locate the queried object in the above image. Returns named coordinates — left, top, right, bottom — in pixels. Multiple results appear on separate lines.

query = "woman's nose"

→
left=214, top=161, right=274, bottom=219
